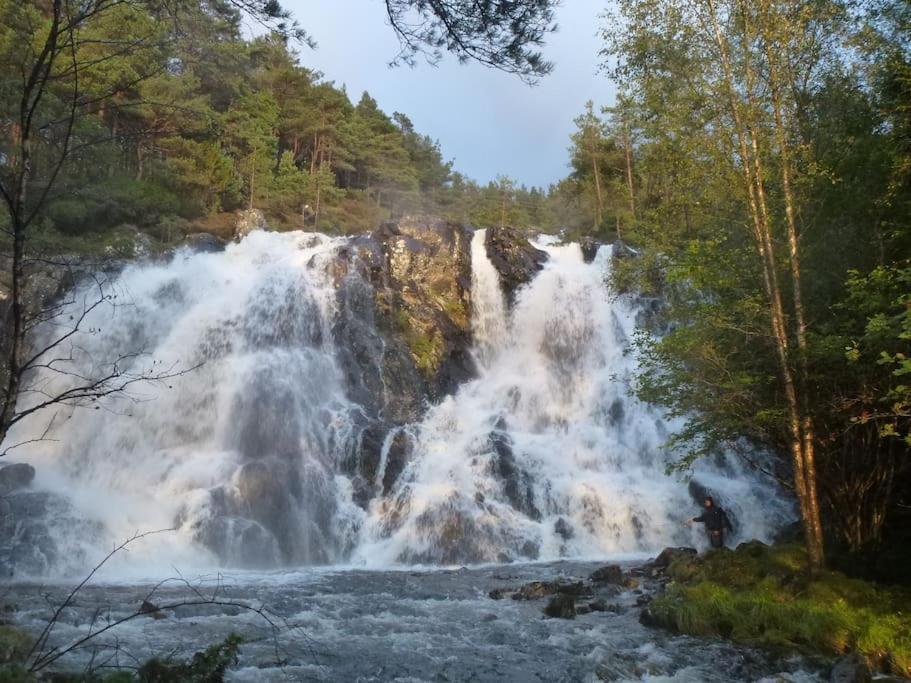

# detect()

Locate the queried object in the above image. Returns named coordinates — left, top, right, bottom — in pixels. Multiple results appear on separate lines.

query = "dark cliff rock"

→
left=484, top=226, right=548, bottom=305
left=328, top=216, right=476, bottom=506
left=374, top=216, right=475, bottom=399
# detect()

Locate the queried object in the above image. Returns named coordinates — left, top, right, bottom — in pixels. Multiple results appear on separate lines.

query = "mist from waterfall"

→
left=3, top=228, right=792, bottom=576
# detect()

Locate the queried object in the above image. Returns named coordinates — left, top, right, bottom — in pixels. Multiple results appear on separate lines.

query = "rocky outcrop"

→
left=544, top=593, right=576, bottom=619
left=234, top=208, right=267, bottom=239
left=327, top=216, right=476, bottom=510
left=373, top=217, right=475, bottom=399
left=590, top=564, right=624, bottom=585
left=484, top=226, right=548, bottom=304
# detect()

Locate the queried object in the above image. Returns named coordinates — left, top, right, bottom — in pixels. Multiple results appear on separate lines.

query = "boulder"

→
left=513, top=580, right=561, bottom=600
left=830, top=654, right=872, bottom=683
left=493, top=580, right=589, bottom=601
left=484, top=226, right=548, bottom=305
left=590, top=564, right=624, bottom=585
left=653, top=547, right=698, bottom=569
left=543, top=593, right=576, bottom=619
left=234, top=208, right=267, bottom=239
left=588, top=599, right=609, bottom=612
left=0, top=463, right=35, bottom=494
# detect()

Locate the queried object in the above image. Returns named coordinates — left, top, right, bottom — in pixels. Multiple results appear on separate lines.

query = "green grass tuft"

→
left=649, top=543, right=911, bottom=676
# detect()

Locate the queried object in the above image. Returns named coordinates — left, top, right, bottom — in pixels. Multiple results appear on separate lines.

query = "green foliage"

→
left=46, top=179, right=181, bottom=235
left=595, top=0, right=911, bottom=558
left=649, top=544, right=911, bottom=675
left=137, top=633, right=242, bottom=683
left=0, top=0, right=568, bottom=245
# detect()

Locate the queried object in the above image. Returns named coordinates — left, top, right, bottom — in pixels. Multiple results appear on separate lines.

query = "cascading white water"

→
left=354, top=235, right=791, bottom=565
left=5, top=232, right=367, bottom=573
left=3, top=228, right=792, bottom=575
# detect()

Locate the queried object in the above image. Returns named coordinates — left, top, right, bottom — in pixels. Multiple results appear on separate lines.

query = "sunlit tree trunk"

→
left=759, top=3, right=824, bottom=567
left=703, top=0, right=824, bottom=571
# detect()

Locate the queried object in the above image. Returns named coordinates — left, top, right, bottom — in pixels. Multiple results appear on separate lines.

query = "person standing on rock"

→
left=687, top=496, right=733, bottom=548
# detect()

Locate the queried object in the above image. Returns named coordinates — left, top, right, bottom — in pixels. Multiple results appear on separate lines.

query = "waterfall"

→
left=469, top=229, right=508, bottom=367
left=4, top=232, right=367, bottom=572
left=2, top=228, right=792, bottom=575
left=354, top=239, right=790, bottom=565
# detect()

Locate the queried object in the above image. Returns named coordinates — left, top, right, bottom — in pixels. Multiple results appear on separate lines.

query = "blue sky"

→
left=275, top=1, right=615, bottom=189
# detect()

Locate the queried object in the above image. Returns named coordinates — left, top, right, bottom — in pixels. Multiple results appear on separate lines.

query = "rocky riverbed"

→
left=3, top=556, right=828, bottom=682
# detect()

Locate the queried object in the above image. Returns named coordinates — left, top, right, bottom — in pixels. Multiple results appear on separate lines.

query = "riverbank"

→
left=641, top=542, right=911, bottom=679
left=1, top=560, right=825, bottom=681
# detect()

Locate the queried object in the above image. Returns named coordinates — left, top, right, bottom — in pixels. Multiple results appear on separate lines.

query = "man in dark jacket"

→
left=688, top=496, right=734, bottom=548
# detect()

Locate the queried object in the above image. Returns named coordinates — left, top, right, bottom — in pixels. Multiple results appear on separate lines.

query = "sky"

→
left=276, top=1, right=616, bottom=189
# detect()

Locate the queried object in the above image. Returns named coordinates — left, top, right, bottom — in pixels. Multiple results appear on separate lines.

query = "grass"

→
left=648, top=542, right=911, bottom=675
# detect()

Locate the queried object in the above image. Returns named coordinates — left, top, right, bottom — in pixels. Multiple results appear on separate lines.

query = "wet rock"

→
left=830, top=653, right=872, bottom=683
left=494, top=580, right=589, bottom=601
left=234, top=208, right=267, bottom=239
left=590, top=564, right=624, bottom=585
left=588, top=599, right=609, bottom=612
left=579, top=237, right=601, bottom=264
left=488, top=588, right=509, bottom=600
left=554, top=517, right=574, bottom=540
left=0, top=463, right=35, bottom=495
left=139, top=600, right=166, bottom=619
left=513, top=581, right=560, bottom=600
left=543, top=593, right=576, bottom=619
left=490, top=429, right=540, bottom=520
left=334, top=217, right=475, bottom=410
left=575, top=604, right=592, bottom=615
left=652, top=547, right=697, bottom=569
left=638, top=606, right=664, bottom=628
left=181, top=232, right=226, bottom=253
left=484, top=226, right=548, bottom=305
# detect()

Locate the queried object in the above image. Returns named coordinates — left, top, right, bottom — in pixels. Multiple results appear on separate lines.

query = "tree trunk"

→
left=248, top=154, right=255, bottom=210
left=0, top=219, right=26, bottom=446
left=704, top=0, right=824, bottom=571
left=589, top=132, right=604, bottom=230
left=622, top=121, right=636, bottom=219
left=761, top=8, right=825, bottom=571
